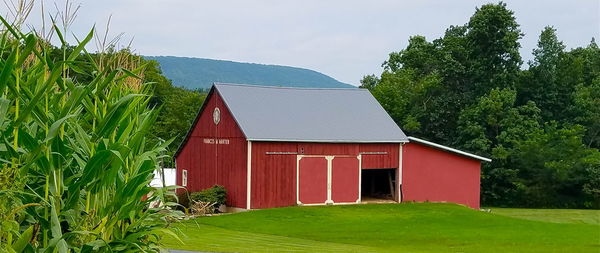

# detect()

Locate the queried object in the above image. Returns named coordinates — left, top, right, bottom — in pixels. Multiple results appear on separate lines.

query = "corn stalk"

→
left=0, top=11, right=181, bottom=253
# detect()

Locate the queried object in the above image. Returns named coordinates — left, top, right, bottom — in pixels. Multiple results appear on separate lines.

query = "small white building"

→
left=151, top=168, right=177, bottom=187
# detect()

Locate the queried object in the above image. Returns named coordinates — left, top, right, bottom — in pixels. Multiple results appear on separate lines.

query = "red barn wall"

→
left=359, top=143, right=399, bottom=169
left=402, top=142, right=481, bottom=209
left=175, top=90, right=247, bottom=208
left=250, top=142, right=298, bottom=209
left=250, top=142, right=401, bottom=209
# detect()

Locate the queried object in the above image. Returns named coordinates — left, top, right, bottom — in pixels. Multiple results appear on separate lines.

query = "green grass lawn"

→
left=165, top=203, right=600, bottom=252
left=488, top=207, right=600, bottom=225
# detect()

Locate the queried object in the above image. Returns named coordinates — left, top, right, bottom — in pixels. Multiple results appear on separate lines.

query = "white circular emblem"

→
left=213, top=107, right=221, bottom=125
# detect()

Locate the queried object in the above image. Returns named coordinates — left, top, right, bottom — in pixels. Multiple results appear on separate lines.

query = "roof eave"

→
left=407, top=136, right=492, bottom=162
left=247, top=138, right=409, bottom=143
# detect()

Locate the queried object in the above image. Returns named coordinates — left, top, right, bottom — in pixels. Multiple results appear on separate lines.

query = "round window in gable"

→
left=213, top=107, right=221, bottom=125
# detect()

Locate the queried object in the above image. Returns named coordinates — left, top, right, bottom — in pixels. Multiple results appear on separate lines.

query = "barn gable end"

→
left=175, top=87, right=248, bottom=208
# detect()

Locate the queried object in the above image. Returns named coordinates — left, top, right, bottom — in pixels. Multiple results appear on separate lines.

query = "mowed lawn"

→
left=489, top=207, right=600, bottom=225
left=164, top=203, right=600, bottom=252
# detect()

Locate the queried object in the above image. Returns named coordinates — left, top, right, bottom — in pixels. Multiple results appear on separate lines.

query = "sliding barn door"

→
left=331, top=157, right=360, bottom=203
left=298, top=157, right=328, bottom=204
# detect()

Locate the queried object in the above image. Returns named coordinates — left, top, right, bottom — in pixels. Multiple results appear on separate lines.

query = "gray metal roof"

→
left=214, top=83, right=408, bottom=143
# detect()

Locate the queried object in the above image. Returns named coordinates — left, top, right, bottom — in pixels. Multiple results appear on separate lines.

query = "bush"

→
left=190, top=185, right=228, bottom=209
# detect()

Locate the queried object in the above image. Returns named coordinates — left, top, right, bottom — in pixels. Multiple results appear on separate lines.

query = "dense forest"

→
left=362, top=3, right=599, bottom=208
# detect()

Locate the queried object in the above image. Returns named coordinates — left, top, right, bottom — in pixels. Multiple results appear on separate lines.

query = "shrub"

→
left=190, top=185, right=228, bottom=212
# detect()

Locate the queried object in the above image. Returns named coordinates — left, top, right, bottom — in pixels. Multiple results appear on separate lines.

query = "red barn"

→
left=175, top=83, right=490, bottom=210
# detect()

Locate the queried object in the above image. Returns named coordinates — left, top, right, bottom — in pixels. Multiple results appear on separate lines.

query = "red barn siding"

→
left=216, top=138, right=247, bottom=207
left=402, top=142, right=481, bottom=209
left=359, top=143, right=399, bottom=169
left=251, top=142, right=298, bottom=209
left=175, top=140, right=191, bottom=187
left=176, top=91, right=247, bottom=208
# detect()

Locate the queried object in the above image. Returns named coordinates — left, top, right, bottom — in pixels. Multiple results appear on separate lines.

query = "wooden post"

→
left=388, top=170, right=395, bottom=200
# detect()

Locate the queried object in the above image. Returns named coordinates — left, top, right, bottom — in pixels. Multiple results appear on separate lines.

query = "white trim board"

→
left=246, top=141, right=252, bottom=209
left=407, top=136, right=491, bottom=162
left=398, top=143, right=403, bottom=202
left=248, top=138, right=409, bottom=143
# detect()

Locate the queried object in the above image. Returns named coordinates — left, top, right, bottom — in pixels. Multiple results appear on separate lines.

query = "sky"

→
left=3, top=0, right=599, bottom=86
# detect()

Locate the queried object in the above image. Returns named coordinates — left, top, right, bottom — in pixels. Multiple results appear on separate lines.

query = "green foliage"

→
left=0, top=13, right=181, bottom=252
left=358, top=74, right=379, bottom=89
left=511, top=123, right=600, bottom=208
left=144, top=56, right=353, bottom=90
left=190, top=185, right=228, bottom=208
left=466, top=2, right=522, bottom=96
left=145, top=60, right=205, bottom=167
left=571, top=78, right=600, bottom=148
left=367, top=2, right=600, bottom=208
left=368, top=69, right=442, bottom=134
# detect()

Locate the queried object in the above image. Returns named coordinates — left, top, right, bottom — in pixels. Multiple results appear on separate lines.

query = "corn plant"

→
left=0, top=11, right=181, bottom=253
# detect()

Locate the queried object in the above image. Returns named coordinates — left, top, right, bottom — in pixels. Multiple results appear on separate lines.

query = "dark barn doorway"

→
left=361, top=169, right=396, bottom=202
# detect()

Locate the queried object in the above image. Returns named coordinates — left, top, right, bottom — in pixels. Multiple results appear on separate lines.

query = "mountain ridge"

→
left=144, top=56, right=355, bottom=90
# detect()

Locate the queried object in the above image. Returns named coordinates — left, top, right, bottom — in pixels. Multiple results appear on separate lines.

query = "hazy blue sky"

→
left=4, top=0, right=599, bottom=86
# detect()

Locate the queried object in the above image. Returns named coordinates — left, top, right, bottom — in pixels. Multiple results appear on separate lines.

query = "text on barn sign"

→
left=203, top=138, right=230, bottom=145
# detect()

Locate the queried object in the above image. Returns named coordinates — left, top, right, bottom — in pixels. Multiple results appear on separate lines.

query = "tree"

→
left=369, top=69, right=442, bottom=135
left=456, top=88, right=541, bottom=205
left=383, top=36, right=438, bottom=76
left=518, top=26, right=567, bottom=121
left=466, top=2, right=523, bottom=96
left=359, top=74, right=379, bottom=89
left=571, top=79, right=600, bottom=148
left=511, top=123, right=600, bottom=208
left=144, top=60, right=206, bottom=167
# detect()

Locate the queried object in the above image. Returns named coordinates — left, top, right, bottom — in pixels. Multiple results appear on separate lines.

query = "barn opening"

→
left=361, top=169, right=396, bottom=202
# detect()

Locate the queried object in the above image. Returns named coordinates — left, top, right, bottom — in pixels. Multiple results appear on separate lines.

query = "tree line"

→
left=361, top=2, right=599, bottom=208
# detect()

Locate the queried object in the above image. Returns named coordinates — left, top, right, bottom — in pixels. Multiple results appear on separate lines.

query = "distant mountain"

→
left=144, top=56, right=354, bottom=90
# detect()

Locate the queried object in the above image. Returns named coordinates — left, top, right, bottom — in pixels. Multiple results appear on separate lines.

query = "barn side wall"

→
left=250, top=142, right=400, bottom=209
left=175, top=90, right=247, bottom=208
left=359, top=143, right=399, bottom=169
left=250, top=142, right=298, bottom=209
left=402, top=142, right=481, bottom=209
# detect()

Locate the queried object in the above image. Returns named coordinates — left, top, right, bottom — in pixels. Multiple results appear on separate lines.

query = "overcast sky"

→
left=4, top=0, right=599, bottom=86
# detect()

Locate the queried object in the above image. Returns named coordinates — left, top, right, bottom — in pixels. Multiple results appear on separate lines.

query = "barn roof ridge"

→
left=213, top=82, right=363, bottom=91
